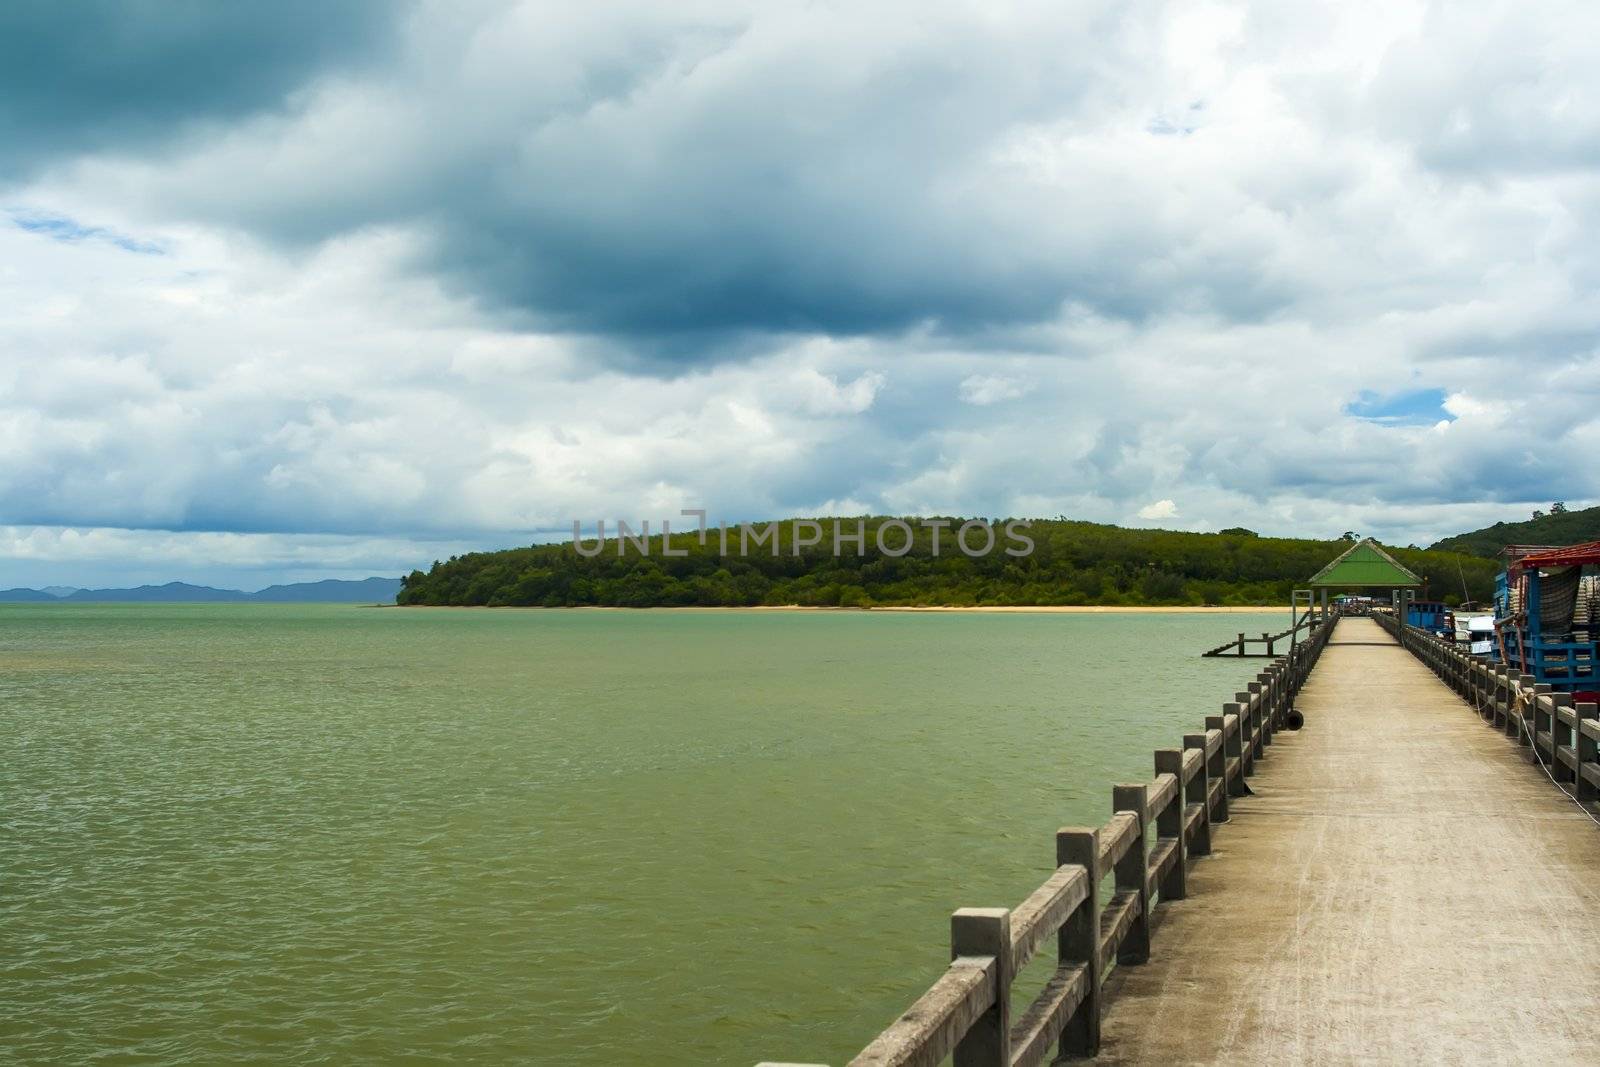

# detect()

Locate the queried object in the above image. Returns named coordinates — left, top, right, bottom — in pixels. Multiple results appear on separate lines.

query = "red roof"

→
left=1516, top=540, right=1600, bottom=569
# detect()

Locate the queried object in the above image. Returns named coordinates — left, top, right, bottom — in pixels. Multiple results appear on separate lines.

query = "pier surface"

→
left=1097, top=617, right=1600, bottom=1065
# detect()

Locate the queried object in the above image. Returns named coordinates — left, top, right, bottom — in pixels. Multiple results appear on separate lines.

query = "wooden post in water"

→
left=951, top=908, right=1010, bottom=1066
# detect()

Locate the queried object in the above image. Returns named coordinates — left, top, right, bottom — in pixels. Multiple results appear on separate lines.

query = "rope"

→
left=1478, top=685, right=1600, bottom=830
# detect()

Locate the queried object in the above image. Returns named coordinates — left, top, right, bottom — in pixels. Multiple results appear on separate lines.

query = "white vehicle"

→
left=1455, top=612, right=1496, bottom=655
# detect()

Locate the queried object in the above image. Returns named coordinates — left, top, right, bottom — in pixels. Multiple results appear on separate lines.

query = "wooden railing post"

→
left=1056, top=828, right=1101, bottom=1057
left=1111, top=784, right=1150, bottom=964
left=951, top=908, right=1010, bottom=1066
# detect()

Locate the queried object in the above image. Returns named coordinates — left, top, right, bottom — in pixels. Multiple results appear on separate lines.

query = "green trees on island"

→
left=1430, top=504, right=1600, bottom=558
left=396, top=517, right=1501, bottom=609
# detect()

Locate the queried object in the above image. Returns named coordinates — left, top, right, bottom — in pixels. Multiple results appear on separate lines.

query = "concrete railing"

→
left=1374, top=612, right=1600, bottom=808
left=759, top=616, right=1338, bottom=1067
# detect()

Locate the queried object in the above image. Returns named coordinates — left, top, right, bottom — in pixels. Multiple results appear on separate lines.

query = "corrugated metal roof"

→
left=1308, top=539, right=1421, bottom=587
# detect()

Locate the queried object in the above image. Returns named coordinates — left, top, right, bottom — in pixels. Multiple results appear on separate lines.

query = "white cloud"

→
left=787, top=369, right=887, bottom=416
left=1441, top=391, right=1510, bottom=421
left=1137, top=499, right=1179, bottom=520
left=958, top=375, right=1031, bottom=405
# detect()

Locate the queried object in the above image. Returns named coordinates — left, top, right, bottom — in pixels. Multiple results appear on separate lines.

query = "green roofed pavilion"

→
left=1308, top=538, right=1420, bottom=588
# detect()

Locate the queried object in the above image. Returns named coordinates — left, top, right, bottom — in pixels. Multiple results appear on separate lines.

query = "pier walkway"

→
left=763, top=614, right=1600, bottom=1067
left=1098, top=617, right=1600, bottom=1064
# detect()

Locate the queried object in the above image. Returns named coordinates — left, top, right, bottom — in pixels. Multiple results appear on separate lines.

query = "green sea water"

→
left=1, top=604, right=1284, bottom=1065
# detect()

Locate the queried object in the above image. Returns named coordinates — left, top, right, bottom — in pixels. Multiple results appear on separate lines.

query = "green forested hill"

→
left=1429, top=505, right=1600, bottom=558
left=397, top=517, right=1498, bottom=608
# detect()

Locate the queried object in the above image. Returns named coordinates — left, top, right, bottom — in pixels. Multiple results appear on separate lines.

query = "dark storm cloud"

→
left=38, top=1, right=1325, bottom=353
left=0, top=0, right=402, bottom=178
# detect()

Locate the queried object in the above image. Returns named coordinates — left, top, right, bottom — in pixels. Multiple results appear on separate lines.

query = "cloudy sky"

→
left=3, top=0, right=1597, bottom=589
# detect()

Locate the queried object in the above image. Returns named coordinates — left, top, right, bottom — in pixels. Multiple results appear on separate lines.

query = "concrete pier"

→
left=1097, top=617, right=1600, bottom=1064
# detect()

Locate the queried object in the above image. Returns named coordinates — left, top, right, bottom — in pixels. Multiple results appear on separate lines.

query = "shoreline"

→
left=391, top=604, right=1287, bottom=614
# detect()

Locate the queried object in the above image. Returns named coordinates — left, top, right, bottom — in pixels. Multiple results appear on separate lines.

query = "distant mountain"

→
left=1431, top=505, right=1600, bottom=558
left=41, top=586, right=78, bottom=598
left=0, top=578, right=401, bottom=604
left=248, top=577, right=402, bottom=603
left=65, top=582, right=250, bottom=602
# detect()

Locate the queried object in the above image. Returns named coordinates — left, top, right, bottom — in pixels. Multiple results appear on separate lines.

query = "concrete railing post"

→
left=1532, top=682, right=1553, bottom=758
left=1184, top=733, right=1219, bottom=837
left=1250, top=679, right=1270, bottom=747
left=1577, top=704, right=1599, bottom=806
left=1206, top=713, right=1242, bottom=805
left=1111, top=784, right=1150, bottom=965
left=1223, top=702, right=1251, bottom=785
left=1233, top=693, right=1254, bottom=770
left=1509, top=672, right=1529, bottom=742
left=1056, top=828, right=1101, bottom=1057
left=1496, top=667, right=1514, bottom=735
left=951, top=908, right=1010, bottom=1067
left=1154, top=750, right=1187, bottom=900
left=1552, top=693, right=1575, bottom=783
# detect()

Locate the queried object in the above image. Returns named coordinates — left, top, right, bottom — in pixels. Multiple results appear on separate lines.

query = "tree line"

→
left=396, top=517, right=1501, bottom=608
left=1429, top=504, right=1600, bottom=558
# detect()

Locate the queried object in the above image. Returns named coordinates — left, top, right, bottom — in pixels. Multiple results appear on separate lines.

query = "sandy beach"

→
left=864, top=604, right=1285, bottom=614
